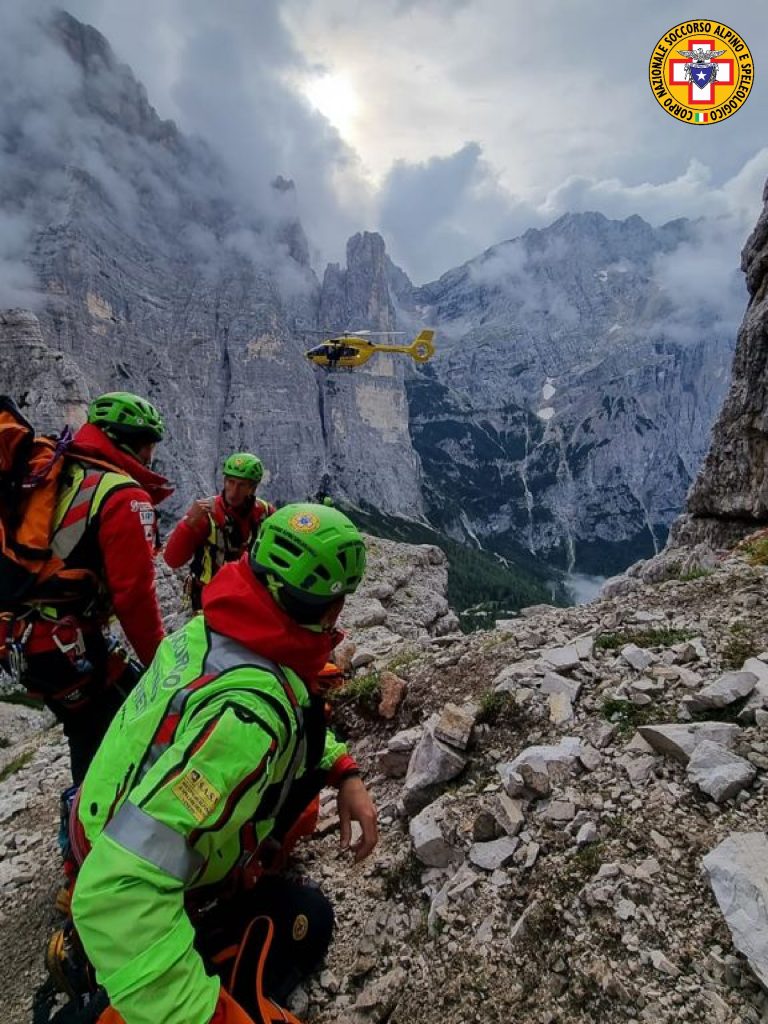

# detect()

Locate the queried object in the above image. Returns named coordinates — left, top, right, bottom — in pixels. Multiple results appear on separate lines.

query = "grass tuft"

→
left=594, top=628, right=694, bottom=651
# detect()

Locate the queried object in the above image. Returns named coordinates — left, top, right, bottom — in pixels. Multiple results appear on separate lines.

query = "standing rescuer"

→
left=0, top=391, right=171, bottom=785
left=69, top=503, right=378, bottom=1024
left=164, top=452, right=276, bottom=611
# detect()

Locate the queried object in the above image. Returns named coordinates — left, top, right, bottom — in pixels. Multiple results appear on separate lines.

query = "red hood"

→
left=202, top=556, right=341, bottom=684
left=70, top=423, right=174, bottom=505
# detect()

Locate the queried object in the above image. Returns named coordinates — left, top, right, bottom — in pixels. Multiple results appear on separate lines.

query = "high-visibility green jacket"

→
left=72, top=560, right=351, bottom=1024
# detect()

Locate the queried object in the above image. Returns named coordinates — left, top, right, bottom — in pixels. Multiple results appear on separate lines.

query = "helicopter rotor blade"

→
left=346, top=330, right=407, bottom=336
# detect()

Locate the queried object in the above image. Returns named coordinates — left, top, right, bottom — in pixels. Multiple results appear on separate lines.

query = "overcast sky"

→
left=21, top=0, right=768, bottom=281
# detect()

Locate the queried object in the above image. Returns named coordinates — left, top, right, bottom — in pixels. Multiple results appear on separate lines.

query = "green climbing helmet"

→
left=251, top=503, right=366, bottom=604
left=87, top=392, right=164, bottom=442
left=222, top=452, right=263, bottom=483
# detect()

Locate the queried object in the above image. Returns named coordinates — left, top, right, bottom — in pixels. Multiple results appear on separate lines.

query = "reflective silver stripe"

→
left=204, top=632, right=289, bottom=684
left=105, top=801, right=204, bottom=882
left=50, top=479, right=101, bottom=559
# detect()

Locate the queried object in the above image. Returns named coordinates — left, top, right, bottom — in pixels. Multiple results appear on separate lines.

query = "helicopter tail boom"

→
left=408, top=329, right=436, bottom=363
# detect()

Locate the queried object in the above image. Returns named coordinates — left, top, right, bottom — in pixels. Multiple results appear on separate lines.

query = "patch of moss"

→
left=332, top=671, right=381, bottom=712
left=0, top=692, right=44, bottom=709
left=386, top=649, right=421, bottom=673
left=477, top=690, right=515, bottom=725
left=0, top=750, right=33, bottom=784
left=720, top=622, right=765, bottom=671
left=601, top=698, right=658, bottom=734
left=594, top=627, right=694, bottom=651
left=742, top=536, right=768, bottom=566
left=678, top=567, right=714, bottom=582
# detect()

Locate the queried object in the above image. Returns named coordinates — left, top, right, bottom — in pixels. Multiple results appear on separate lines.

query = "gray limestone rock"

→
left=621, top=644, right=657, bottom=672
left=686, top=741, right=757, bottom=803
left=469, top=837, right=519, bottom=871
left=497, top=737, right=583, bottom=798
left=704, top=832, right=768, bottom=990
left=683, top=671, right=757, bottom=713
left=409, top=796, right=461, bottom=868
left=377, top=726, right=423, bottom=778
left=402, top=716, right=468, bottom=815
left=539, top=672, right=582, bottom=702
left=434, top=702, right=477, bottom=751
left=638, top=722, right=741, bottom=764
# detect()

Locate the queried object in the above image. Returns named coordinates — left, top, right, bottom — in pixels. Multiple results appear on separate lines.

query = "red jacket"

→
left=66, top=424, right=173, bottom=666
left=163, top=493, right=275, bottom=575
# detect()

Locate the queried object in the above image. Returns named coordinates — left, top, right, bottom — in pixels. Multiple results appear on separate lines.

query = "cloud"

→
left=379, top=143, right=541, bottom=281
left=376, top=142, right=768, bottom=282
left=63, top=0, right=373, bottom=268
left=3, top=0, right=768, bottom=291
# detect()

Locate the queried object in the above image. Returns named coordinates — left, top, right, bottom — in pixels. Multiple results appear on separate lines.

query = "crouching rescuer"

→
left=65, top=504, right=378, bottom=1024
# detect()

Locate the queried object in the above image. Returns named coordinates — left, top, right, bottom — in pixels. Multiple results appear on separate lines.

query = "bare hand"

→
left=187, top=497, right=214, bottom=526
left=337, top=776, right=378, bottom=863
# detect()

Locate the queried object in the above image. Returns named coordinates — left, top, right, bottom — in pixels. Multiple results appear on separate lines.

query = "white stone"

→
left=540, top=645, right=581, bottom=671
left=541, top=800, right=576, bottom=822
left=576, top=821, right=598, bottom=845
left=705, top=834, right=768, bottom=993
left=469, top=836, right=519, bottom=871
left=616, top=899, right=636, bottom=921
left=549, top=691, right=574, bottom=726
left=409, top=797, right=461, bottom=868
left=497, top=737, right=582, bottom=798
left=539, top=671, right=582, bottom=702
left=687, top=741, right=757, bottom=803
left=638, top=722, right=741, bottom=764
left=621, top=644, right=656, bottom=671
left=684, top=671, right=757, bottom=712
left=649, top=950, right=681, bottom=977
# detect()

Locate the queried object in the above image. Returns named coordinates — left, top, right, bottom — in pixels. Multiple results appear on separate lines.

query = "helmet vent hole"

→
left=274, top=536, right=303, bottom=558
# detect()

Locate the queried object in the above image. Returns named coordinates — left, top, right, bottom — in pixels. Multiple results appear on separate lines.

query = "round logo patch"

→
left=289, top=511, right=321, bottom=533
left=649, top=20, right=753, bottom=124
left=292, top=913, right=309, bottom=941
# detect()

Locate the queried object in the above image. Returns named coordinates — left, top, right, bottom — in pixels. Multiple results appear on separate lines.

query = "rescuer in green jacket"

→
left=70, top=503, right=378, bottom=1024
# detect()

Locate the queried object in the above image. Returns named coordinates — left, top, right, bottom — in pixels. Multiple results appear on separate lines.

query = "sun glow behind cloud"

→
left=303, top=71, right=361, bottom=138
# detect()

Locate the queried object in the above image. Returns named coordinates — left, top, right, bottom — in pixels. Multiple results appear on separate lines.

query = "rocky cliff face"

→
left=0, top=12, right=425, bottom=521
left=684, top=179, right=768, bottom=541
left=401, top=212, right=737, bottom=574
left=0, top=309, right=89, bottom=432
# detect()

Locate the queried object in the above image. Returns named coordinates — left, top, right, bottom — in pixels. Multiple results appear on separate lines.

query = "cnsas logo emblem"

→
left=649, top=20, right=753, bottom=124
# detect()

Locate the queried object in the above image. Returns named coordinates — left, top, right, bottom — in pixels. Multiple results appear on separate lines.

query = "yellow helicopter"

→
left=305, top=328, right=436, bottom=370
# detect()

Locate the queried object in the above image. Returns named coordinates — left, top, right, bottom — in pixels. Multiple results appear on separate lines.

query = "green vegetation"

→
left=0, top=750, right=33, bottom=784
left=573, top=840, right=603, bottom=877
left=741, top=535, right=768, bottom=566
left=333, top=671, right=381, bottom=712
left=386, top=648, right=422, bottom=673
left=0, top=692, right=44, bottom=709
left=477, top=690, right=516, bottom=725
left=345, top=504, right=565, bottom=631
left=594, top=627, right=694, bottom=651
left=678, top=567, right=714, bottom=582
left=721, top=631, right=760, bottom=670
left=601, top=698, right=658, bottom=734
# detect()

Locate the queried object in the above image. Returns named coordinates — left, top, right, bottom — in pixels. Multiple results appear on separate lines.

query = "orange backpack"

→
left=0, top=395, right=76, bottom=604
